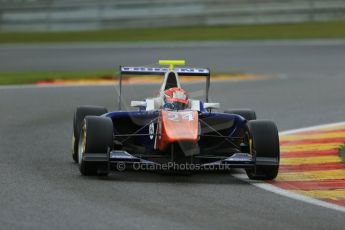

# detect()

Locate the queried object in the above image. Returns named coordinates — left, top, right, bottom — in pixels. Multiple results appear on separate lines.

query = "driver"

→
left=163, top=87, right=189, bottom=110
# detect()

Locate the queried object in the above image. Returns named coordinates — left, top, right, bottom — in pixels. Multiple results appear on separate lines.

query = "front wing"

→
left=81, top=150, right=273, bottom=171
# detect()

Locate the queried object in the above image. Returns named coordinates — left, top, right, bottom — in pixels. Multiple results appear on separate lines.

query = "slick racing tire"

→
left=245, top=120, right=280, bottom=180
left=72, top=105, right=108, bottom=163
left=224, top=109, right=256, bottom=121
left=78, top=116, right=113, bottom=176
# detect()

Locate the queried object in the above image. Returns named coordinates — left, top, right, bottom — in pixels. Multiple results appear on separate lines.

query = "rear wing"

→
left=117, top=60, right=211, bottom=110
left=120, top=66, right=210, bottom=76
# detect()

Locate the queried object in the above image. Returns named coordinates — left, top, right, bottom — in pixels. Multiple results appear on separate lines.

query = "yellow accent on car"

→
left=249, top=138, right=253, bottom=155
left=82, top=124, right=87, bottom=153
left=159, top=60, right=186, bottom=71
left=72, top=136, right=75, bottom=154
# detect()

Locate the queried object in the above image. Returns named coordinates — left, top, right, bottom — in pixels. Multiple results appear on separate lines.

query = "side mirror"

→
left=204, top=102, right=220, bottom=110
left=131, top=101, right=147, bottom=108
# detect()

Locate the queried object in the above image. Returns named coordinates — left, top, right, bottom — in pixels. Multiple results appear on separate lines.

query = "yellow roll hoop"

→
left=159, top=60, right=186, bottom=71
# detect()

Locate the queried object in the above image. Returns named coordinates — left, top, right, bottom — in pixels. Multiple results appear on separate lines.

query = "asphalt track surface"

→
left=1, top=41, right=345, bottom=229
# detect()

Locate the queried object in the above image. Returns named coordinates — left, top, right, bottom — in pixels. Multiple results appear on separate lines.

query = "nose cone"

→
left=156, top=110, right=199, bottom=151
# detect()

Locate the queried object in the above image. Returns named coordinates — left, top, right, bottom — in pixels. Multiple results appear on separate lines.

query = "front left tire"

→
left=245, top=120, right=280, bottom=180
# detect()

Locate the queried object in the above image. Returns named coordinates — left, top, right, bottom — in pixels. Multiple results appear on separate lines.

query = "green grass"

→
left=1, top=21, right=344, bottom=85
left=340, top=145, right=345, bottom=163
left=1, top=21, right=345, bottom=43
left=0, top=69, right=115, bottom=85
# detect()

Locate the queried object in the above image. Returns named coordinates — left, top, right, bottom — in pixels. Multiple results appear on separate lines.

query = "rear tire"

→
left=224, top=109, right=256, bottom=121
left=79, top=116, right=113, bottom=176
left=72, top=105, right=108, bottom=163
left=245, top=120, right=280, bottom=180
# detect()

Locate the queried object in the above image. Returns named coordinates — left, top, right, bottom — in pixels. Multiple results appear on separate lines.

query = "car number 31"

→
left=167, top=112, right=194, bottom=121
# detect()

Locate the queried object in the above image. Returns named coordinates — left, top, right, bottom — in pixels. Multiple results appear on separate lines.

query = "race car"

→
left=72, top=60, right=280, bottom=180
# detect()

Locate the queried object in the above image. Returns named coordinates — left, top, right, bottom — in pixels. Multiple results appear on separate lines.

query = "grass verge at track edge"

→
left=0, top=71, right=249, bottom=85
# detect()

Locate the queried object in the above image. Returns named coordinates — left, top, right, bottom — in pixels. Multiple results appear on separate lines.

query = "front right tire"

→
left=78, top=116, right=113, bottom=176
left=72, top=105, right=108, bottom=163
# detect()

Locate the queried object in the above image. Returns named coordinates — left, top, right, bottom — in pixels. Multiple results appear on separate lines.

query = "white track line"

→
left=234, top=173, right=345, bottom=213
left=235, top=121, right=345, bottom=213
left=280, top=121, right=345, bottom=135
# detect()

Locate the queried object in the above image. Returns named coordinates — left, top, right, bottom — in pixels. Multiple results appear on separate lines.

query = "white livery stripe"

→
left=121, top=66, right=210, bottom=74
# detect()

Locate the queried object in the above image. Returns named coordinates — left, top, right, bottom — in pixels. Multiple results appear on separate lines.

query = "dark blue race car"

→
left=72, top=60, right=280, bottom=179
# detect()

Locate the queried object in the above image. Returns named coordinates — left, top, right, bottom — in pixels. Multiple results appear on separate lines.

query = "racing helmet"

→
left=163, top=87, right=189, bottom=110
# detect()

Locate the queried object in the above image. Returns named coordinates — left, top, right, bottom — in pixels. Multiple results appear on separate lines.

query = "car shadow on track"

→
left=88, top=169, right=249, bottom=185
